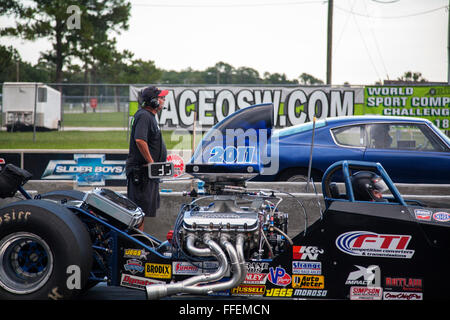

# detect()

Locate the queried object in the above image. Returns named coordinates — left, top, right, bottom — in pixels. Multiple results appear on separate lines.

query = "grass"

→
left=62, top=112, right=128, bottom=127
left=0, top=130, right=203, bottom=150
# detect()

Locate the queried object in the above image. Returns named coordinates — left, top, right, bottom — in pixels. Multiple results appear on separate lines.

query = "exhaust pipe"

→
left=146, top=234, right=246, bottom=299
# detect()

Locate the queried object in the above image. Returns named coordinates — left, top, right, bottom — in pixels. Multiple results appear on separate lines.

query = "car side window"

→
left=368, top=123, right=447, bottom=152
left=331, top=125, right=365, bottom=147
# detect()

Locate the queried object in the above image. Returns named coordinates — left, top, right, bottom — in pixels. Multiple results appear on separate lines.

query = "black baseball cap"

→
left=141, top=86, right=169, bottom=101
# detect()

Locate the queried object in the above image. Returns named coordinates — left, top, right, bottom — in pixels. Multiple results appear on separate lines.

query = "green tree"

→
left=298, top=72, right=324, bottom=85
left=232, top=67, right=262, bottom=84
left=1, top=0, right=131, bottom=85
left=397, top=71, right=427, bottom=83
left=263, top=72, right=298, bottom=84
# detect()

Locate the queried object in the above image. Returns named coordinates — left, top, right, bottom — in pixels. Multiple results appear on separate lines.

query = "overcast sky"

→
left=1, top=0, right=448, bottom=85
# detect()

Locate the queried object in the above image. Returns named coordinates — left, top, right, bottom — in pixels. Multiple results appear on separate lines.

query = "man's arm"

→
left=135, top=138, right=154, bottom=165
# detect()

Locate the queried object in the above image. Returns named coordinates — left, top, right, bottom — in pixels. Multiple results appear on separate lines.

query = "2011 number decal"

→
left=208, top=146, right=256, bottom=164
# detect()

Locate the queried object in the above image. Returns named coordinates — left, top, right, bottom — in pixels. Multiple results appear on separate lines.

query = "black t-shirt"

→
left=126, top=108, right=167, bottom=175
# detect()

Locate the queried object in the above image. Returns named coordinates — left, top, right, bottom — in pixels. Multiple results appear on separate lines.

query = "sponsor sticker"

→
left=345, top=265, right=381, bottom=286
left=293, top=246, right=324, bottom=260
left=383, top=292, right=423, bottom=300
left=231, top=285, right=266, bottom=296
left=243, top=273, right=268, bottom=285
left=265, top=288, right=293, bottom=297
left=120, top=274, right=164, bottom=290
left=268, top=267, right=291, bottom=286
left=336, top=231, right=415, bottom=259
left=292, top=275, right=325, bottom=289
left=293, top=289, right=328, bottom=297
left=385, top=277, right=423, bottom=292
left=246, top=262, right=270, bottom=273
left=123, top=259, right=144, bottom=274
left=433, top=211, right=450, bottom=222
left=145, top=263, right=172, bottom=279
left=172, top=261, right=201, bottom=275
left=124, top=248, right=149, bottom=260
left=292, top=261, right=322, bottom=275
left=414, top=209, right=432, bottom=221
left=350, top=286, right=383, bottom=300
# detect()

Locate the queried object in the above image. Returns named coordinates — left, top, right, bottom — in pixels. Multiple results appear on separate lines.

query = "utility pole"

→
left=448, top=0, right=450, bottom=83
left=326, top=0, right=333, bottom=85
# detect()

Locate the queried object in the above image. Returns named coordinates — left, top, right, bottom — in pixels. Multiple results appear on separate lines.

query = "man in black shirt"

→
left=126, top=86, right=168, bottom=230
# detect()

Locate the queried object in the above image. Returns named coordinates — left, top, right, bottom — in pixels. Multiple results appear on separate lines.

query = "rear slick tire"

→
left=0, top=200, right=92, bottom=300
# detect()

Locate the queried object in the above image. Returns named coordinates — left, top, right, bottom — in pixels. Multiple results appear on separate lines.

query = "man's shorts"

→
left=127, top=178, right=160, bottom=217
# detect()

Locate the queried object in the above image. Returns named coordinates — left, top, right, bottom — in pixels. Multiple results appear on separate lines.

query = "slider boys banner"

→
left=129, top=86, right=364, bottom=129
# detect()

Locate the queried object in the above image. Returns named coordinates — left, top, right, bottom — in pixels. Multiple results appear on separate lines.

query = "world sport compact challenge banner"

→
left=360, top=86, right=450, bottom=130
left=129, top=85, right=450, bottom=130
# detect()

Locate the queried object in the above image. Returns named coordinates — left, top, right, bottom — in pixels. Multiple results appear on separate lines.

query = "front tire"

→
left=0, top=200, right=92, bottom=300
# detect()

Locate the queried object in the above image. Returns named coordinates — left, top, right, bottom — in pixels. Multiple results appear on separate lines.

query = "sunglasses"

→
left=158, top=96, right=166, bottom=100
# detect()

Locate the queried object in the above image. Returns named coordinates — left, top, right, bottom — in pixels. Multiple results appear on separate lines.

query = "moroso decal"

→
left=336, top=231, right=415, bottom=259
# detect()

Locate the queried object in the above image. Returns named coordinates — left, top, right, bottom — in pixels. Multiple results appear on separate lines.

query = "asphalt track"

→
left=78, top=282, right=147, bottom=300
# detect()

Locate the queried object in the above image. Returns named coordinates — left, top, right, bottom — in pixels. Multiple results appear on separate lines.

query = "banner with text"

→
left=129, top=86, right=364, bottom=129
left=360, top=86, right=450, bottom=130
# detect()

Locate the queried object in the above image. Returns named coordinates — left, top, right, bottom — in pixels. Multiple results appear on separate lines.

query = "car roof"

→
left=273, top=115, right=434, bottom=138
left=324, top=115, right=432, bottom=126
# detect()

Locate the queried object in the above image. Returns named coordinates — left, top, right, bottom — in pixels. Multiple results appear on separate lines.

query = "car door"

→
left=363, top=123, right=450, bottom=183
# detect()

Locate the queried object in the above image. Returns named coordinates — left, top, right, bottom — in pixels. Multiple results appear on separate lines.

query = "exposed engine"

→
left=146, top=184, right=290, bottom=299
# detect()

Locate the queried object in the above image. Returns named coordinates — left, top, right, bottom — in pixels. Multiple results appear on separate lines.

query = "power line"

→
left=335, top=4, right=447, bottom=19
left=131, top=0, right=325, bottom=8
left=362, top=0, right=390, bottom=80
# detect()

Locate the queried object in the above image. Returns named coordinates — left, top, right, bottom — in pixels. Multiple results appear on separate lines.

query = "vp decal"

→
left=41, top=154, right=126, bottom=186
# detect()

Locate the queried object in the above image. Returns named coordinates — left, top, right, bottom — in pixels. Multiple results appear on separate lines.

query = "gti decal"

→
left=336, top=231, right=415, bottom=259
left=41, top=154, right=125, bottom=186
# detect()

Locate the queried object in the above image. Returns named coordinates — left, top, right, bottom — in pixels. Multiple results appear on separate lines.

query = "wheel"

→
left=286, top=174, right=309, bottom=182
left=0, top=200, right=92, bottom=300
left=278, top=168, right=321, bottom=183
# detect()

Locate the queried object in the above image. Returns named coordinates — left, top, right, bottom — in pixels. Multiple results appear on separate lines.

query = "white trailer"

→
left=1, top=82, right=61, bottom=131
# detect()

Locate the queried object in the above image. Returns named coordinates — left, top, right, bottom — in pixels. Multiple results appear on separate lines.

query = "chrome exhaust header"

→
left=145, top=234, right=246, bottom=300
